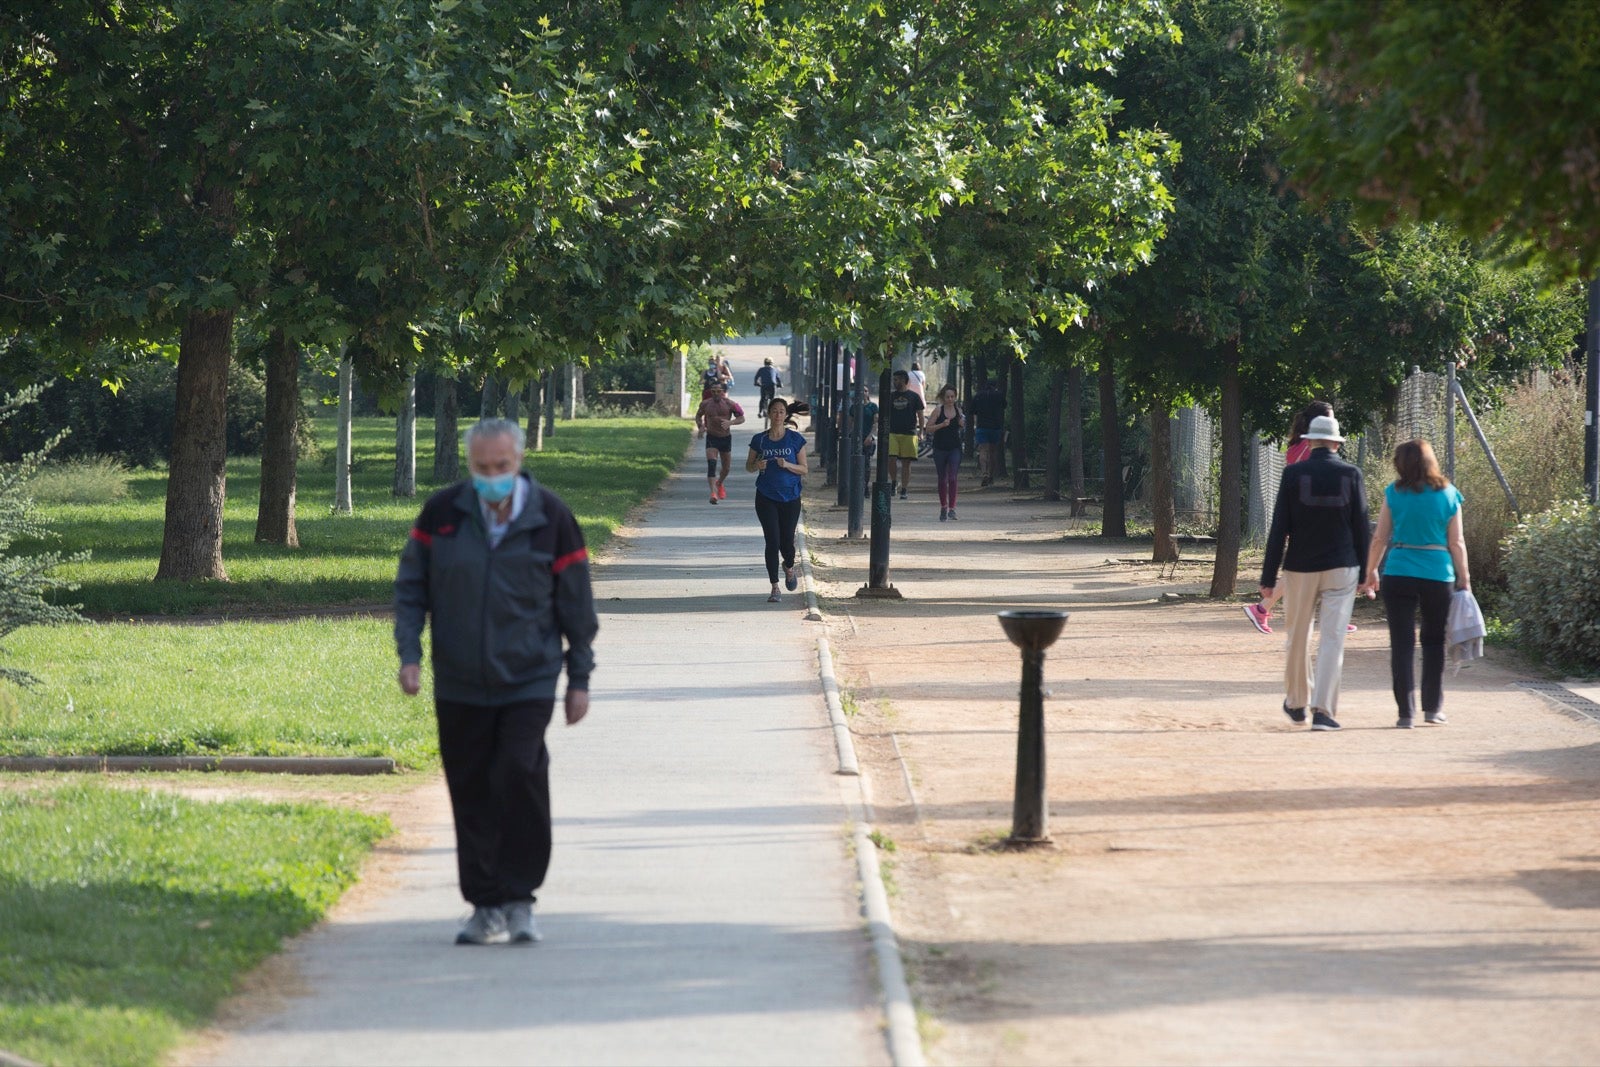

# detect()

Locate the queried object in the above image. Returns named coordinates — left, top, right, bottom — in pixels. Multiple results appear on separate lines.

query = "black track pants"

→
left=435, top=697, right=555, bottom=906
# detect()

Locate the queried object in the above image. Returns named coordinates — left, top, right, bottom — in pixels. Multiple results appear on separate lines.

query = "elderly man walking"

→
left=1260, top=414, right=1371, bottom=731
left=395, top=418, right=599, bottom=945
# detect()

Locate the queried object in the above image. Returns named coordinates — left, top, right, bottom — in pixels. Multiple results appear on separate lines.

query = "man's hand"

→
left=398, top=663, right=422, bottom=696
left=565, top=688, right=590, bottom=725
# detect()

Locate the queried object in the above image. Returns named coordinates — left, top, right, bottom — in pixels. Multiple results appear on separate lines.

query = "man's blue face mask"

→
left=473, top=471, right=517, bottom=503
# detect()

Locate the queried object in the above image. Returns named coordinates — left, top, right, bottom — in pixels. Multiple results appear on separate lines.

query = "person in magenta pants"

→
left=925, top=384, right=965, bottom=521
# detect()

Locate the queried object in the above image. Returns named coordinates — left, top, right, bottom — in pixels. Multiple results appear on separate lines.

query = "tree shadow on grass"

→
left=0, top=876, right=322, bottom=1061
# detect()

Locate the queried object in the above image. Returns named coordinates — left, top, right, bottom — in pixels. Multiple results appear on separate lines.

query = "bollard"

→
left=997, top=609, right=1069, bottom=843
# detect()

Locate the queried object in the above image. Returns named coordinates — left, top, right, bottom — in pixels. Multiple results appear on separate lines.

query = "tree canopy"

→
left=1281, top=0, right=1600, bottom=276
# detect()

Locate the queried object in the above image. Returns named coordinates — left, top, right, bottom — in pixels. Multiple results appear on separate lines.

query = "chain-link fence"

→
left=1245, top=365, right=1472, bottom=546
left=1171, top=406, right=1216, bottom=524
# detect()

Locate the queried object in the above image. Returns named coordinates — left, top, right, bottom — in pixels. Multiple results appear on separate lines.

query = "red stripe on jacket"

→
left=551, top=547, right=588, bottom=574
left=409, top=527, right=433, bottom=547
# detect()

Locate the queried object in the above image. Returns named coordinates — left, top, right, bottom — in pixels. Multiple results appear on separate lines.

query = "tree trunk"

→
left=481, top=374, right=501, bottom=419
left=528, top=374, right=545, bottom=452
left=503, top=381, right=521, bottom=423
left=992, top=350, right=1009, bottom=479
left=157, top=308, right=234, bottom=581
left=1209, top=357, right=1245, bottom=597
left=1066, top=364, right=1086, bottom=516
left=254, top=328, right=300, bottom=547
left=1150, top=404, right=1179, bottom=563
left=333, top=356, right=354, bottom=514
left=961, top=355, right=975, bottom=456
left=1098, top=357, right=1126, bottom=537
left=433, top=371, right=459, bottom=483
left=1009, top=356, right=1027, bottom=489
left=543, top=370, right=557, bottom=440
left=393, top=368, right=416, bottom=498
left=1044, top=367, right=1064, bottom=501
left=563, top=361, right=577, bottom=419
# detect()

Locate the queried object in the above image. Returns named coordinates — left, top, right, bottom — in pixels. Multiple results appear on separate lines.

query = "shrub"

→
left=0, top=360, right=318, bottom=467
left=1453, top=371, right=1586, bottom=591
left=586, top=349, right=659, bottom=395
left=1503, top=499, right=1600, bottom=670
left=0, top=385, right=89, bottom=687
left=25, top=455, right=132, bottom=505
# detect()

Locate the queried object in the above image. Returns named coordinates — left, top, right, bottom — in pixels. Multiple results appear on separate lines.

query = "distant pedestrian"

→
left=394, top=418, right=598, bottom=945
left=747, top=397, right=810, bottom=603
left=886, top=369, right=925, bottom=500
left=1243, top=400, right=1335, bottom=634
left=700, top=357, right=725, bottom=402
left=754, top=357, right=783, bottom=414
left=968, top=377, right=1006, bottom=486
left=695, top=381, right=746, bottom=504
left=1259, top=414, right=1371, bottom=731
left=835, top=391, right=878, bottom=500
left=1359, top=439, right=1471, bottom=728
left=906, top=360, right=927, bottom=401
left=926, top=384, right=964, bottom=521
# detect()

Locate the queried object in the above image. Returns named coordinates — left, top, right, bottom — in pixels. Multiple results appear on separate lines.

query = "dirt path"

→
left=804, top=460, right=1600, bottom=1065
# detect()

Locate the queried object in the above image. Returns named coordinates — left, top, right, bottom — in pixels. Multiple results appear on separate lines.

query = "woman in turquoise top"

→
left=1359, top=439, right=1471, bottom=728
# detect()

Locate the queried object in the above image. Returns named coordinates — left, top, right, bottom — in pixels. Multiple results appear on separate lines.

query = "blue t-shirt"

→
left=1383, top=483, right=1463, bottom=582
left=750, top=429, right=806, bottom=502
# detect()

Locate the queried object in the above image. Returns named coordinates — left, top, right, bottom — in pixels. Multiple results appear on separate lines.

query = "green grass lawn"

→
left=0, top=411, right=689, bottom=761
left=0, top=619, right=438, bottom=766
left=31, top=414, right=690, bottom=616
left=0, top=781, right=389, bottom=1067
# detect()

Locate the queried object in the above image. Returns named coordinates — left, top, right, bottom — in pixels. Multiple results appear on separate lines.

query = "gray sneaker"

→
left=455, top=905, right=507, bottom=945
left=504, top=901, right=542, bottom=944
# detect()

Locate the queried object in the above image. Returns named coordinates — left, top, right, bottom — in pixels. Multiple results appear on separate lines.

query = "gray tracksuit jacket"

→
left=394, top=474, right=598, bottom=705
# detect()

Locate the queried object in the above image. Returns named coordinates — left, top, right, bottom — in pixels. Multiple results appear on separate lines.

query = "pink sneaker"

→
left=1242, top=603, right=1272, bottom=635
left=1346, top=623, right=1358, bottom=634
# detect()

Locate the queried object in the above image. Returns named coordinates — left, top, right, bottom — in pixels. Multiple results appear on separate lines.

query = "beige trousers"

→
left=1281, top=566, right=1358, bottom=714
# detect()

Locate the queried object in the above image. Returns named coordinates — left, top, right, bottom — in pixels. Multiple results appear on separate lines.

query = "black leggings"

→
left=1381, top=574, right=1453, bottom=715
left=754, top=493, right=801, bottom=583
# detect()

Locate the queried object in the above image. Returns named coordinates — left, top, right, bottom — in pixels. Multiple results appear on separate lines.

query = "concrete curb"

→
left=817, top=637, right=860, bottom=778
left=0, top=1049, right=42, bottom=1067
left=853, top=819, right=926, bottom=1067
left=796, top=522, right=824, bottom=621
left=0, top=755, right=397, bottom=775
left=799, top=504, right=927, bottom=1067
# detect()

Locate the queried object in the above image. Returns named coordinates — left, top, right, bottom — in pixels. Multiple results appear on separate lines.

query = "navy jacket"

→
left=394, top=474, right=598, bottom=705
left=1260, top=448, right=1372, bottom=587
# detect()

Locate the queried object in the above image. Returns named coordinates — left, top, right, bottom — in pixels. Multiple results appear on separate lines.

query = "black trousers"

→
left=754, top=493, right=801, bottom=583
left=1381, top=575, right=1454, bottom=716
left=435, top=697, right=555, bottom=906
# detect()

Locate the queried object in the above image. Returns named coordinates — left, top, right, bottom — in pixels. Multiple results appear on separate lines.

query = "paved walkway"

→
left=197, top=347, right=885, bottom=1067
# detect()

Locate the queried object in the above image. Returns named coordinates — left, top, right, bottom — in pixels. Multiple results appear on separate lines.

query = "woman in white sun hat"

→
left=1258, top=414, right=1372, bottom=732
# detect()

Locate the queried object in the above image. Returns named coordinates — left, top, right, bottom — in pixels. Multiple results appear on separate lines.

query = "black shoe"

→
left=1397, top=716, right=1414, bottom=729
left=1311, top=711, right=1341, bottom=731
left=784, top=566, right=797, bottom=592
left=1282, top=701, right=1306, bottom=725
left=1425, top=711, right=1448, bottom=725
left=899, top=488, right=908, bottom=500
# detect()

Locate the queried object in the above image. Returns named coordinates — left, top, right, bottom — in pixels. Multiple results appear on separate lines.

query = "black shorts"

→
left=705, top=434, right=733, bottom=453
